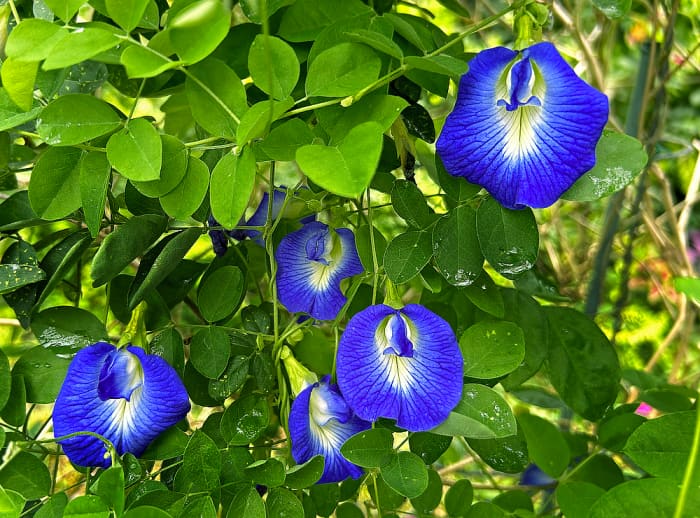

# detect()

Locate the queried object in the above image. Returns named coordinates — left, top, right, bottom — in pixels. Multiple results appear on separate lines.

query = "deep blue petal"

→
left=276, top=222, right=364, bottom=320
left=53, top=343, right=190, bottom=468
left=336, top=304, right=463, bottom=431
left=289, top=377, right=370, bottom=483
left=436, top=42, right=608, bottom=209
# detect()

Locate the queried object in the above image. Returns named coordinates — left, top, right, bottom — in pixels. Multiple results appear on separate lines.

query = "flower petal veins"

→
left=276, top=221, right=364, bottom=320
left=336, top=304, right=463, bottom=431
left=436, top=42, right=609, bottom=209
left=53, top=342, right=190, bottom=468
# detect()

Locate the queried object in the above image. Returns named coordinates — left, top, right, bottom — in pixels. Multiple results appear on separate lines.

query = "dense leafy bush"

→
left=0, top=0, right=699, bottom=516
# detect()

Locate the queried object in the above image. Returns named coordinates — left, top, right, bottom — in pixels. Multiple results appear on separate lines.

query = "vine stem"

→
left=674, top=400, right=700, bottom=518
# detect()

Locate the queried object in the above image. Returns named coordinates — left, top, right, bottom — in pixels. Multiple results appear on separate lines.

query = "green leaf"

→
left=107, top=118, right=162, bottom=181
left=499, top=289, right=549, bottom=390
left=545, top=306, right=620, bottom=421
left=128, top=228, right=201, bottom=309
left=248, top=35, right=299, bottom=100
left=556, top=481, right=605, bottom=518
left=168, top=0, right=232, bottom=65
left=1, top=240, right=41, bottom=327
left=190, top=326, right=231, bottom=379
left=410, top=469, right=443, bottom=514
left=33, top=492, right=68, bottom=518
left=28, top=147, right=83, bottom=220
left=120, top=44, right=178, bottom=78
left=468, top=428, right=529, bottom=474
left=36, top=230, right=92, bottom=307
left=210, top=148, right=257, bottom=229
left=380, top=451, right=428, bottom=498
left=266, top=488, right=304, bottom=518
left=2, top=58, right=38, bottom=111
left=588, top=478, right=698, bottom=518
left=198, top=266, right=244, bottom=322
left=517, top=413, right=569, bottom=478
left=208, top=355, right=249, bottom=400
left=0, top=349, right=9, bottom=412
left=355, top=224, right=387, bottom=272
left=80, top=151, right=111, bottom=237
left=43, top=28, right=121, bottom=70
left=0, top=487, right=24, bottom=518
left=384, top=230, right=432, bottom=284
left=186, top=58, right=248, bottom=139
left=43, top=0, right=85, bottom=22
left=408, top=432, right=452, bottom=464
left=31, top=306, right=108, bottom=355
left=258, top=118, right=315, bottom=161
left=285, top=455, right=324, bottom=489
left=296, top=121, right=383, bottom=198
left=317, top=92, right=407, bottom=143
left=38, top=94, right=121, bottom=146
left=405, top=55, right=468, bottom=80
left=106, top=0, right=150, bottom=32
left=345, top=29, right=403, bottom=59
left=460, top=321, right=526, bottom=379
left=0, top=451, right=51, bottom=500
left=391, top=180, right=432, bottom=229
left=91, top=214, right=168, bottom=287
left=239, top=0, right=295, bottom=23
left=132, top=135, right=189, bottom=198
left=278, top=0, right=372, bottom=42
left=674, top=276, right=700, bottom=302
left=476, top=196, right=538, bottom=278
left=0, top=263, right=45, bottom=295
left=563, top=131, right=648, bottom=201
left=432, top=384, right=517, bottom=439
left=245, top=458, right=286, bottom=487
left=445, top=479, right=474, bottom=517
left=5, top=19, right=68, bottom=62
left=432, top=205, right=484, bottom=286
left=90, top=467, right=124, bottom=517
left=592, top=0, right=632, bottom=19
left=141, top=426, right=189, bottom=461
left=12, top=347, right=70, bottom=403
left=159, top=156, right=209, bottom=219
left=173, top=431, right=222, bottom=493
left=181, top=497, right=217, bottom=518
left=236, top=98, right=294, bottom=146
left=220, top=394, right=270, bottom=445
left=226, top=486, right=265, bottom=518
left=624, top=410, right=698, bottom=483
left=0, top=88, right=42, bottom=132
left=340, top=428, right=394, bottom=468
left=305, top=42, right=381, bottom=97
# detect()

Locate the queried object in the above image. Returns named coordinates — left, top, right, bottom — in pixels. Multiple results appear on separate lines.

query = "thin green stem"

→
left=180, top=68, right=240, bottom=125
left=8, top=0, right=20, bottom=22
left=126, top=79, right=146, bottom=123
left=367, top=190, right=380, bottom=305
left=674, top=402, right=700, bottom=518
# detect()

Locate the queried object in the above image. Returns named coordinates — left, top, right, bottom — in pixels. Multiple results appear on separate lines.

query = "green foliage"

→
left=0, top=0, right=696, bottom=516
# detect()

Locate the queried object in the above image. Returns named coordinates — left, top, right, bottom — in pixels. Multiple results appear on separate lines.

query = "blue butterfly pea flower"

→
left=276, top=221, right=364, bottom=321
left=53, top=342, right=190, bottom=468
left=437, top=42, right=609, bottom=209
left=336, top=304, right=463, bottom=431
left=288, top=375, right=371, bottom=483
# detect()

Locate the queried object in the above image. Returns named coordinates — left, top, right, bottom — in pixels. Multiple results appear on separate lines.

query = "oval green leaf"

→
left=210, top=148, right=257, bottom=229
left=107, top=118, right=162, bottom=181
left=460, top=321, right=526, bottom=379
left=37, top=94, right=121, bottom=146
left=433, top=204, right=483, bottom=286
